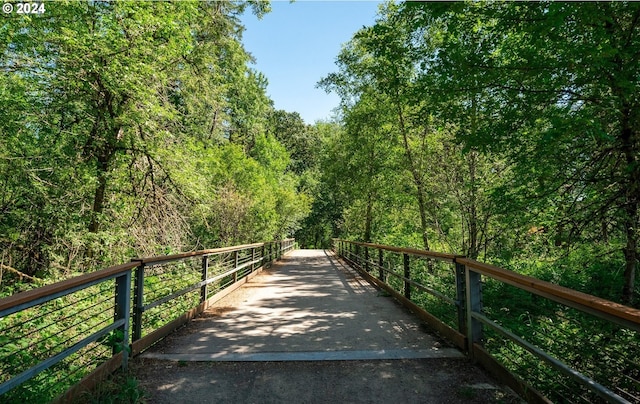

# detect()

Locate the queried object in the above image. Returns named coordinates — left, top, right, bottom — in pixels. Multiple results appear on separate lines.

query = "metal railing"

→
left=0, top=239, right=295, bottom=403
left=333, top=239, right=640, bottom=404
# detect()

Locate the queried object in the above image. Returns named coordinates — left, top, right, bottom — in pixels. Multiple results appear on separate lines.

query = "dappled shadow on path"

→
left=135, top=250, right=520, bottom=403
left=145, top=249, right=451, bottom=357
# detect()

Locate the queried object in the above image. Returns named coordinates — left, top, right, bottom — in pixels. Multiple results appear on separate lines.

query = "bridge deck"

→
left=133, top=249, right=519, bottom=403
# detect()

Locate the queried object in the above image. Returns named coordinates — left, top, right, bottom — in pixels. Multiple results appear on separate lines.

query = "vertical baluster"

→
left=454, top=259, right=466, bottom=335
left=201, top=255, right=209, bottom=303
left=364, top=246, right=370, bottom=272
left=233, top=250, right=239, bottom=283
left=251, top=248, right=256, bottom=272
left=465, top=267, right=483, bottom=353
left=114, top=271, right=131, bottom=368
left=132, top=261, right=145, bottom=342
left=403, top=253, right=411, bottom=300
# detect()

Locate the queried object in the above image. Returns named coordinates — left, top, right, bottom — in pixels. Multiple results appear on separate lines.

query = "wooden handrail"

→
left=458, top=258, right=640, bottom=327
left=334, top=238, right=639, bottom=401
left=137, top=242, right=267, bottom=264
left=0, top=262, right=139, bottom=313
left=336, top=238, right=639, bottom=327
left=0, top=239, right=296, bottom=401
left=334, top=239, right=462, bottom=262
left=0, top=239, right=296, bottom=312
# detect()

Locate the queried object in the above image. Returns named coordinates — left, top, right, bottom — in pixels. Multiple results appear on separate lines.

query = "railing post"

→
left=251, top=248, right=256, bottom=272
left=201, top=255, right=209, bottom=303
left=378, top=249, right=384, bottom=281
left=233, top=250, right=239, bottom=283
left=364, top=246, right=370, bottom=272
left=132, top=261, right=145, bottom=342
left=355, top=244, right=360, bottom=266
left=352, top=242, right=355, bottom=263
left=465, top=268, right=483, bottom=353
left=454, top=259, right=467, bottom=335
left=262, top=244, right=266, bottom=267
left=114, top=271, right=131, bottom=368
left=265, top=243, right=269, bottom=266
left=403, top=253, right=411, bottom=300
left=353, top=243, right=357, bottom=264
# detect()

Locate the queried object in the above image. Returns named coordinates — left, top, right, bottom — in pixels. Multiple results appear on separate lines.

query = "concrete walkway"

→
left=133, top=250, right=520, bottom=403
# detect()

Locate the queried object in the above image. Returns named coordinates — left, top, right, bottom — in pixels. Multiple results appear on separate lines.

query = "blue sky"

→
left=241, top=1, right=383, bottom=124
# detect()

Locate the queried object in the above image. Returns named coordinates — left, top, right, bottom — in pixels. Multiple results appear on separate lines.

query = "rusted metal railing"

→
left=333, top=239, right=640, bottom=404
left=0, top=239, right=295, bottom=402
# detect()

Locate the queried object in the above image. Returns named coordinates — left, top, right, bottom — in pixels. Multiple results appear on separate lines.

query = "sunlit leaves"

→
left=1, top=1, right=314, bottom=284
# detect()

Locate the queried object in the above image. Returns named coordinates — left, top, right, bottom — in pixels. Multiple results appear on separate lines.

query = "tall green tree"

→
left=320, top=2, right=495, bottom=256
left=321, top=4, right=438, bottom=250
left=320, top=1, right=638, bottom=304
left=1, top=1, right=318, bottom=284
left=267, top=110, right=321, bottom=175
left=411, top=1, right=640, bottom=302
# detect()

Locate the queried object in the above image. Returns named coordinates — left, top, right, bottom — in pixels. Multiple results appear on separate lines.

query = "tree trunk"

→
left=89, top=155, right=109, bottom=233
left=467, top=95, right=480, bottom=260
left=415, top=187, right=431, bottom=251
left=621, top=124, right=638, bottom=304
left=394, top=95, right=431, bottom=251
left=467, top=150, right=479, bottom=260
left=364, top=191, right=373, bottom=243
left=363, top=144, right=377, bottom=243
left=88, top=125, right=121, bottom=233
left=622, top=222, right=637, bottom=305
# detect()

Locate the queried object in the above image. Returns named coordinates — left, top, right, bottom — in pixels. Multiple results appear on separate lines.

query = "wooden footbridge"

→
left=0, top=239, right=638, bottom=403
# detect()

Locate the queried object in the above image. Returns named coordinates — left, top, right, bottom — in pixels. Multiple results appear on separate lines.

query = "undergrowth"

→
left=74, top=371, right=147, bottom=404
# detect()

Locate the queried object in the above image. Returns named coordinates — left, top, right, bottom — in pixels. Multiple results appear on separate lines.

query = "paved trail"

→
left=133, top=249, right=520, bottom=403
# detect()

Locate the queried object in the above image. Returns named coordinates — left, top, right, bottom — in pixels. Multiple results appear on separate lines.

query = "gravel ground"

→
left=132, top=358, right=522, bottom=404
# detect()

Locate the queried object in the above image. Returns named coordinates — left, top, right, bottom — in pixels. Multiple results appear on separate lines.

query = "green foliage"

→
left=294, top=122, right=349, bottom=248
left=77, top=371, right=147, bottom=404
left=318, top=5, right=640, bottom=398
left=1, top=1, right=311, bottom=294
left=345, top=240, right=639, bottom=403
left=0, top=279, right=124, bottom=403
left=318, top=0, right=639, bottom=304
left=267, top=110, right=323, bottom=175
left=3, top=0, right=640, bottom=401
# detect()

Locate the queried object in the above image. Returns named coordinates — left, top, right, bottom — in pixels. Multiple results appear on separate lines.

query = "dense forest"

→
left=0, top=1, right=318, bottom=294
left=1, top=1, right=638, bottom=307
left=314, top=1, right=640, bottom=306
